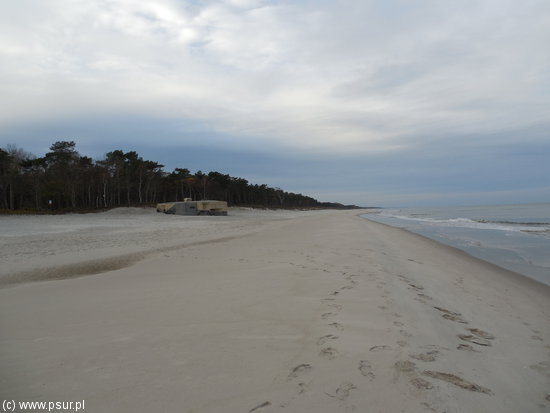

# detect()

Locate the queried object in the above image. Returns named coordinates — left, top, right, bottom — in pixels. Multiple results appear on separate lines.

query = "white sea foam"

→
left=376, top=208, right=550, bottom=233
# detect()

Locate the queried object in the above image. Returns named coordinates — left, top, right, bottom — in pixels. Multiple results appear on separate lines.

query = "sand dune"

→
left=1, top=208, right=549, bottom=412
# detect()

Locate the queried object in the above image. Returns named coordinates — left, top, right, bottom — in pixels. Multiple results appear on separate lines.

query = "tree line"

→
left=0, top=141, right=357, bottom=212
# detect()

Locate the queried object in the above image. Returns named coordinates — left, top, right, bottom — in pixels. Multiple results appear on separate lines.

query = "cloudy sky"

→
left=1, top=0, right=549, bottom=206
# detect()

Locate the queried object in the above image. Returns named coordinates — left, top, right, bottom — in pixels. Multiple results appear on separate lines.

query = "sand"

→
left=1, top=208, right=549, bottom=412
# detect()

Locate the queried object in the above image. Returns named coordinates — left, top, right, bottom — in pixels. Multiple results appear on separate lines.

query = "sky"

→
left=1, top=0, right=549, bottom=207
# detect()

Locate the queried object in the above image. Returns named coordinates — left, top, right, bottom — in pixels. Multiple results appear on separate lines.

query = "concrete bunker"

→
left=156, top=199, right=228, bottom=216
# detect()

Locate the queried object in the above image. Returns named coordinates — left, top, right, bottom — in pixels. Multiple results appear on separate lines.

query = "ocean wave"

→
left=374, top=211, right=550, bottom=233
left=521, top=229, right=550, bottom=235
left=475, top=220, right=550, bottom=226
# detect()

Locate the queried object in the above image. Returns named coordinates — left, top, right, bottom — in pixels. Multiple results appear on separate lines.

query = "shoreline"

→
left=361, top=208, right=550, bottom=287
left=359, top=212, right=550, bottom=290
left=1, top=209, right=549, bottom=412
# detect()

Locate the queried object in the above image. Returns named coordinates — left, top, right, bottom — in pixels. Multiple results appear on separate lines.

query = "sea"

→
left=362, top=203, right=550, bottom=286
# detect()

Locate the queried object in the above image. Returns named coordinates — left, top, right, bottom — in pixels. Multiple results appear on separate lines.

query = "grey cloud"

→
left=1, top=0, right=549, bottom=152
left=332, top=63, right=425, bottom=98
left=1, top=0, right=549, bottom=206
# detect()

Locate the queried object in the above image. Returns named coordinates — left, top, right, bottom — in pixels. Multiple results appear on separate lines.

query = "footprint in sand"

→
left=327, top=303, right=343, bottom=311
left=296, top=382, right=309, bottom=395
left=319, top=347, right=339, bottom=359
left=317, top=334, right=339, bottom=346
left=326, top=382, right=357, bottom=401
left=393, top=321, right=404, bottom=327
left=417, top=293, right=433, bottom=301
left=336, top=382, right=356, bottom=400
left=321, top=312, right=337, bottom=320
left=433, top=306, right=468, bottom=324
left=467, top=328, right=495, bottom=340
left=370, top=345, right=392, bottom=352
left=458, top=334, right=492, bottom=347
left=457, top=343, right=478, bottom=352
left=408, top=283, right=424, bottom=291
left=421, top=344, right=449, bottom=351
left=410, top=377, right=433, bottom=390
left=328, top=322, right=344, bottom=331
left=395, top=360, right=417, bottom=373
left=358, top=360, right=375, bottom=380
left=433, top=306, right=458, bottom=315
left=392, top=360, right=417, bottom=383
left=249, top=401, right=271, bottom=412
left=458, top=328, right=495, bottom=346
left=442, top=314, right=468, bottom=324
left=421, top=402, right=439, bottom=412
left=288, top=364, right=312, bottom=380
left=410, top=351, right=439, bottom=362
left=422, top=371, right=492, bottom=394
left=530, top=361, right=550, bottom=378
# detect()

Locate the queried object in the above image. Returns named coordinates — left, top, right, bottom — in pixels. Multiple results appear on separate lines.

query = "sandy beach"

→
left=1, top=208, right=549, bottom=412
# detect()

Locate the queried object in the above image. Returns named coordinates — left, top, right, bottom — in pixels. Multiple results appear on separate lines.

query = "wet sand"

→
left=1, top=208, right=549, bottom=412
